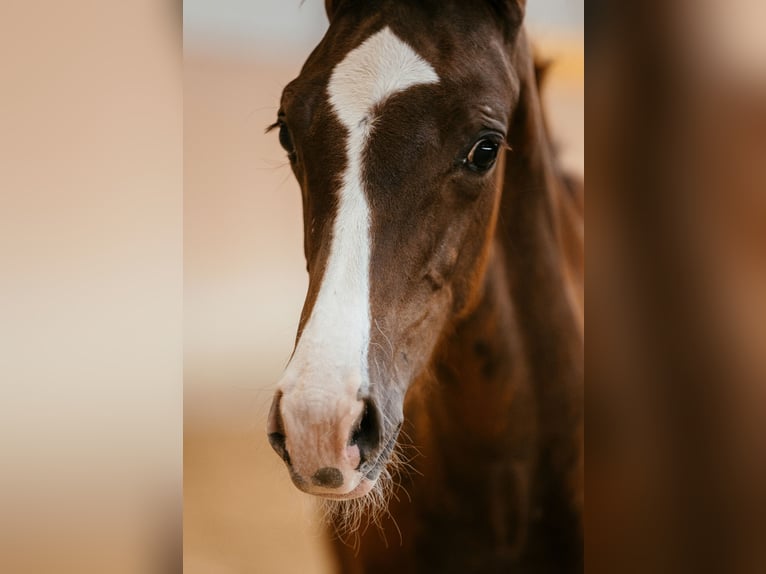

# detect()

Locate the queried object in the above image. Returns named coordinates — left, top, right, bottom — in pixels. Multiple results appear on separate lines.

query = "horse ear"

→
left=490, top=0, right=526, bottom=10
left=486, top=0, right=525, bottom=36
left=324, top=0, right=342, bottom=21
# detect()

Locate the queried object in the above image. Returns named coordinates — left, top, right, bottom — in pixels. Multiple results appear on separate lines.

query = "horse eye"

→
left=466, top=138, right=500, bottom=172
left=278, top=122, right=295, bottom=156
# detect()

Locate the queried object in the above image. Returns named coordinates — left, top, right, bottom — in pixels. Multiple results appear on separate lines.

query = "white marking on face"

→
left=278, top=27, right=439, bottom=474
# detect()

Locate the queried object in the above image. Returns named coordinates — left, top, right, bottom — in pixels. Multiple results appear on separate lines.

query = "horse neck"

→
left=497, top=35, right=584, bottom=373
left=494, top=37, right=584, bottom=517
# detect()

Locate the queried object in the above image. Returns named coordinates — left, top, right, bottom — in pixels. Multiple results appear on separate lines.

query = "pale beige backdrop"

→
left=183, top=15, right=583, bottom=574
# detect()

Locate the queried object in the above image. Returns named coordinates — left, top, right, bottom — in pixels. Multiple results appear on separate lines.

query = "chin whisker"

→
left=317, top=438, right=415, bottom=548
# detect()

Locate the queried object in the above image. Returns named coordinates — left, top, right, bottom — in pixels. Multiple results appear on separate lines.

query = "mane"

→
left=534, top=51, right=584, bottom=213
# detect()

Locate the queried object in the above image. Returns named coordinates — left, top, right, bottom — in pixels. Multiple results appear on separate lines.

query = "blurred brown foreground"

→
left=587, top=2, right=766, bottom=572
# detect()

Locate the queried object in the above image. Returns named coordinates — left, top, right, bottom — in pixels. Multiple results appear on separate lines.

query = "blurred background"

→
left=0, top=2, right=181, bottom=572
left=183, top=2, right=583, bottom=572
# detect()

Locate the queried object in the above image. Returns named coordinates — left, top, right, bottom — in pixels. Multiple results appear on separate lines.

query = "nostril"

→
left=268, top=431, right=289, bottom=464
left=267, top=392, right=290, bottom=464
left=349, top=399, right=381, bottom=467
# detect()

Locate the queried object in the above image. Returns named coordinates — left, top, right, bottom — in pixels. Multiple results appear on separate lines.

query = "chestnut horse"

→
left=265, top=1, right=583, bottom=571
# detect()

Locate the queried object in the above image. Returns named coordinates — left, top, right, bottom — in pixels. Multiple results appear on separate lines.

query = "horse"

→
left=265, top=1, right=583, bottom=571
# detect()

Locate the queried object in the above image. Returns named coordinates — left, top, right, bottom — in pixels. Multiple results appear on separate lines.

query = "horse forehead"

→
left=327, top=26, right=440, bottom=130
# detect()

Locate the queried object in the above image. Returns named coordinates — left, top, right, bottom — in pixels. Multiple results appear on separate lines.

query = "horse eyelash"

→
left=264, top=120, right=280, bottom=134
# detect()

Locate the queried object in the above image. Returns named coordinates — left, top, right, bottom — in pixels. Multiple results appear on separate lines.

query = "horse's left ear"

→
left=324, top=0, right=343, bottom=21
left=486, top=0, right=525, bottom=37
left=488, top=0, right=526, bottom=11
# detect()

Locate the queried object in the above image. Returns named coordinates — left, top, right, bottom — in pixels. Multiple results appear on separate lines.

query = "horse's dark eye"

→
left=466, top=138, right=500, bottom=172
left=278, top=122, right=295, bottom=156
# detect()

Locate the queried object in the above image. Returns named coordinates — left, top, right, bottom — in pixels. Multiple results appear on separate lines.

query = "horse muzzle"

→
left=266, top=387, right=388, bottom=499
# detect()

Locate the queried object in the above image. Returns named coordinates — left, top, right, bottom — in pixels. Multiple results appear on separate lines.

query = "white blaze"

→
left=280, top=27, right=439, bottom=414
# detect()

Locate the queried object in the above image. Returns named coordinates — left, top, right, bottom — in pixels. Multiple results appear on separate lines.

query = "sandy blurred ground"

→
left=184, top=36, right=582, bottom=573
